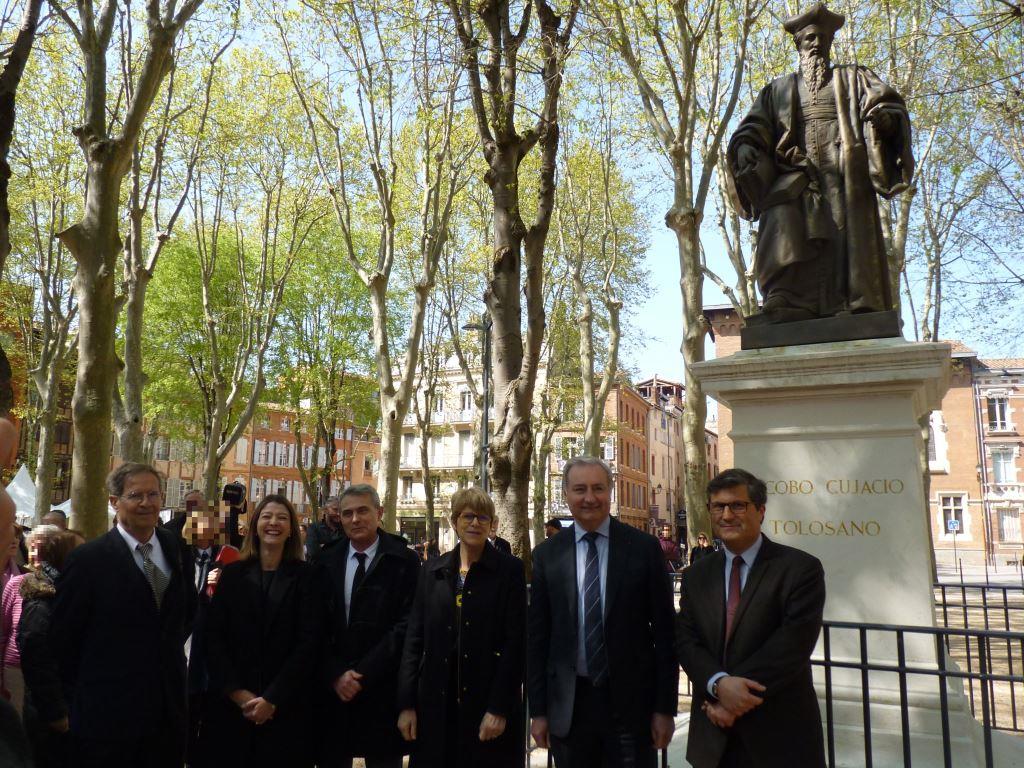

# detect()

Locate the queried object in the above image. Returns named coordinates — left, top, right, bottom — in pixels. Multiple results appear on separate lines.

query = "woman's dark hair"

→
left=706, top=468, right=768, bottom=508
left=38, top=530, right=83, bottom=572
left=240, top=494, right=303, bottom=563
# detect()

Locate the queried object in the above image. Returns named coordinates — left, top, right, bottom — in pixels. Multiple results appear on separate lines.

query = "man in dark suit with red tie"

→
left=676, top=468, right=826, bottom=768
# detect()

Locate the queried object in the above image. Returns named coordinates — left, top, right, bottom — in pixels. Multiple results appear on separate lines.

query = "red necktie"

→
left=724, top=555, right=744, bottom=646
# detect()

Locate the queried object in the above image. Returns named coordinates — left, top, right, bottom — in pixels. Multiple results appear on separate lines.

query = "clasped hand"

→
left=230, top=689, right=276, bottom=725
left=705, top=676, right=766, bottom=730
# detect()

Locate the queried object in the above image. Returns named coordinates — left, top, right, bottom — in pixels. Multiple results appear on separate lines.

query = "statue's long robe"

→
left=726, top=65, right=914, bottom=315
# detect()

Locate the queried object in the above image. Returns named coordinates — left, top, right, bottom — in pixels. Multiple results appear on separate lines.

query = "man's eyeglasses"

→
left=459, top=513, right=492, bottom=525
left=709, top=501, right=752, bottom=516
left=121, top=491, right=162, bottom=504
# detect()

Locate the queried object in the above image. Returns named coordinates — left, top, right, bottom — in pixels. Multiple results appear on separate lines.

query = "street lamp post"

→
left=462, top=313, right=492, bottom=492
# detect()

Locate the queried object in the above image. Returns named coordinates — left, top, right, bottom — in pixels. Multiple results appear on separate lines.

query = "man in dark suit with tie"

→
left=319, top=484, right=421, bottom=768
left=529, top=456, right=678, bottom=767
left=676, top=468, right=826, bottom=768
left=53, top=462, right=197, bottom=768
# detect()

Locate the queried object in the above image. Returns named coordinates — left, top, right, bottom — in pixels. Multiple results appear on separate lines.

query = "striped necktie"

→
left=137, top=542, right=170, bottom=608
left=582, top=531, right=608, bottom=686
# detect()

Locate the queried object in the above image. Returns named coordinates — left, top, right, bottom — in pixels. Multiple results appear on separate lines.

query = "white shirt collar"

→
left=722, top=533, right=764, bottom=567
left=350, top=535, right=380, bottom=561
left=115, top=521, right=157, bottom=550
left=574, top=514, right=612, bottom=542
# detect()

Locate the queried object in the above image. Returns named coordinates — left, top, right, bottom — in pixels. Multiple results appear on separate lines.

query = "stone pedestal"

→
left=689, top=338, right=1024, bottom=767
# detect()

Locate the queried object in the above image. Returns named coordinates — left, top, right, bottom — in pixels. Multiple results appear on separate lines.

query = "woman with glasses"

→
left=197, top=494, right=321, bottom=767
left=397, top=488, right=527, bottom=767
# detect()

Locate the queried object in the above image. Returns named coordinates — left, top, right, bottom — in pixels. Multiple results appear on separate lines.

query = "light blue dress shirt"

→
left=574, top=516, right=610, bottom=677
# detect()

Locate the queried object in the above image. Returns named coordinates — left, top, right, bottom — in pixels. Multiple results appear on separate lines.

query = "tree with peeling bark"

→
left=113, top=20, right=236, bottom=462
left=272, top=1, right=471, bottom=530
left=3, top=36, right=84, bottom=520
left=272, top=241, right=378, bottom=517
left=445, top=0, right=581, bottom=562
left=186, top=51, right=323, bottom=500
left=594, top=0, right=768, bottom=545
left=51, top=0, right=205, bottom=538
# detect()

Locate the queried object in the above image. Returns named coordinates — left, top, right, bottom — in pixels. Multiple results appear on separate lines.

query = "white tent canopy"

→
left=3, top=465, right=126, bottom=527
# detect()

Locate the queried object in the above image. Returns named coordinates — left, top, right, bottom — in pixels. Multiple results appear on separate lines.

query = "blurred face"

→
left=184, top=491, right=206, bottom=512
left=323, top=500, right=342, bottom=529
left=454, top=506, right=492, bottom=549
left=192, top=512, right=217, bottom=548
left=697, top=534, right=708, bottom=547
left=564, top=464, right=611, bottom=532
left=544, top=524, right=559, bottom=539
left=710, top=484, right=765, bottom=555
left=340, top=494, right=382, bottom=551
left=661, top=526, right=672, bottom=538
left=256, top=502, right=292, bottom=550
left=111, top=471, right=162, bottom=542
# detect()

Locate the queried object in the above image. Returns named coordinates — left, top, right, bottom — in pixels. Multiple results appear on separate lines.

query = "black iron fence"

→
left=815, top=620, right=1024, bottom=768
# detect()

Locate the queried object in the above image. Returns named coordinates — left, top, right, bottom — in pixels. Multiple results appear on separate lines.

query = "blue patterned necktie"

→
left=583, top=531, right=609, bottom=685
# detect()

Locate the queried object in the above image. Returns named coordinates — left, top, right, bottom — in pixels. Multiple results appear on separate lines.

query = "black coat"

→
left=398, top=545, right=527, bottom=768
left=527, top=519, right=678, bottom=738
left=17, top=569, right=69, bottom=768
left=676, top=535, right=826, bottom=768
left=197, top=558, right=322, bottom=768
left=318, top=532, right=421, bottom=763
left=53, top=526, right=197, bottom=761
left=187, top=544, right=222, bottom=695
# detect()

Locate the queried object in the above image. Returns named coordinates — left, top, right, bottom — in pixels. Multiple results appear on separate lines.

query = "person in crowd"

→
left=41, top=511, right=67, bottom=531
left=398, top=487, right=527, bottom=767
left=182, top=503, right=231, bottom=764
left=425, top=539, right=440, bottom=560
left=488, top=519, right=512, bottom=554
left=529, top=456, right=677, bottom=767
left=305, top=496, right=346, bottom=563
left=1, top=524, right=61, bottom=715
left=17, top=529, right=83, bottom=767
left=658, top=525, right=682, bottom=572
left=53, top=462, right=197, bottom=768
left=689, top=532, right=714, bottom=565
left=319, top=484, right=421, bottom=768
left=544, top=519, right=562, bottom=539
left=0, top=409, right=30, bottom=768
left=676, top=468, right=826, bottom=768
left=164, top=489, right=206, bottom=543
left=198, top=494, right=320, bottom=768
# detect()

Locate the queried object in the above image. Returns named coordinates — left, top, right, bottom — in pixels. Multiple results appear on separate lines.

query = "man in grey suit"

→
left=528, top=456, right=677, bottom=767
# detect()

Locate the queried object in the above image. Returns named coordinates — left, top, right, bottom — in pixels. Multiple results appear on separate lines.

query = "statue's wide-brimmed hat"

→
left=783, top=3, right=845, bottom=36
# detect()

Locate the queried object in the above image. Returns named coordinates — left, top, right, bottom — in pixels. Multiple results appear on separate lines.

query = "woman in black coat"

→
left=397, top=487, right=527, bottom=768
left=197, top=494, right=321, bottom=768
left=17, top=530, right=82, bottom=768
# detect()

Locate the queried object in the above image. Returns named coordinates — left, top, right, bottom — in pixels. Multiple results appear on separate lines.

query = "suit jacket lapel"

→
left=105, top=528, right=160, bottom=610
left=706, top=550, right=727, bottom=657
left=604, top=518, right=625, bottom=620
left=553, top=528, right=578, bottom=642
left=263, top=561, right=297, bottom=636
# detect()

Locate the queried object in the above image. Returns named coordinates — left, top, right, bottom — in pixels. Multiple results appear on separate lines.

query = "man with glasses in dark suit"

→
left=676, top=468, right=826, bottom=768
left=529, top=456, right=678, bottom=767
left=53, top=463, right=197, bottom=768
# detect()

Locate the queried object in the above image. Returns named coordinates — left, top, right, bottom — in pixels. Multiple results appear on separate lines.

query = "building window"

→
left=940, top=494, right=965, bottom=533
left=280, top=416, right=290, bottom=432
left=402, top=476, right=413, bottom=500
left=433, top=395, right=444, bottom=415
left=992, top=449, right=1015, bottom=485
left=461, top=391, right=473, bottom=411
left=999, top=507, right=1023, bottom=543
left=154, top=437, right=170, bottom=461
left=364, top=455, right=373, bottom=473
left=988, top=396, right=1012, bottom=431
